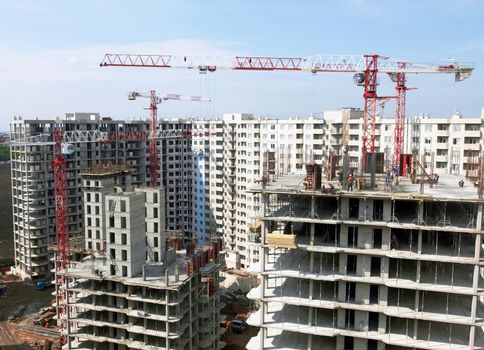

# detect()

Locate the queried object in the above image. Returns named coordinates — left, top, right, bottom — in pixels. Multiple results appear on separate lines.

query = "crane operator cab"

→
left=61, top=143, right=75, bottom=155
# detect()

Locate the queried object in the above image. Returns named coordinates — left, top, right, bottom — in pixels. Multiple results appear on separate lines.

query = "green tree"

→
left=0, top=146, right=9, bottom=161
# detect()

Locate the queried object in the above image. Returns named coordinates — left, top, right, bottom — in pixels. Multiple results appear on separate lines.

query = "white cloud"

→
left=0, top=38, right=479, bottom=127
left=0, top=39, right=244, bottom=83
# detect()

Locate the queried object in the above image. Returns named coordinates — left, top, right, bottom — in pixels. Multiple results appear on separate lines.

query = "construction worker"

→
left=459, top=179, right=464, bottom=187
left=337, top=169, right=343, bottom=185
left=347, top=172, right=354, bottom=191
left=385, top=167, right=391, bottom=185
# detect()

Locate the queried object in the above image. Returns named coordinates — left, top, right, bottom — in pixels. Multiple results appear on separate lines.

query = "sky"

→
left=0, top=0, right=483, bottom=128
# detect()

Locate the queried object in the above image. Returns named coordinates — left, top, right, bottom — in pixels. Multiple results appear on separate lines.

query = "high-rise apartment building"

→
left=59, top=168, right=222, bottom=350
left=9, top=113, right=187, bottom=279
left=246, top=173, right=484, bottom=350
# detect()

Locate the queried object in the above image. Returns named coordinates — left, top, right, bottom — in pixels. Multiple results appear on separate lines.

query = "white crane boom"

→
left=101, top=54, right=474, bottom=81
left=128, top=91, right=210, bottom=103
left=10, top=129, right=186, bottom=146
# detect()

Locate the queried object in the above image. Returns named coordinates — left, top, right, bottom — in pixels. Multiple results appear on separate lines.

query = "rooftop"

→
left=249, top=172, right=483, bottom=203
left=59, top=250, right=192, bottom=291
left=80, top=164, right=131, bottom=178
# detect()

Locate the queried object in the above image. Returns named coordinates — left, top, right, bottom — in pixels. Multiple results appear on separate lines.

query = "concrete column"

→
left=336, top=335, right=344, bottom=350
left=262, top=193, right=267, bottom=217
left=413, top=293, right=419, bottom=340
left=469, top=231, right=481, bottom=349
left=473, top=234, right=481, bottom=294
left=65, top=277, right=71, bottom=350
left=337, top=197, right=341, bottom=220
left=260, top=249, right=266, bottom=300
left=188, top=279, right=193, bottom=350
left=165, top=303, right=169, bottom=349
left=380, top=257, right=389, bottom=280
left=259, top=326, right=266, bottom=349
left=470, top=205, right=483, bottom=350
left=418, top=200, right=424, bottom=224
left=416, top=260, right=421, bottom=284
left=310, top=222, right=315, bottom=246
left=261, top=220, right=267, bottom=246
left=309, top=251, right=314, bottom=274
left=417, top=230, right=422, bottom=254
left=54, top=255, right=59, bottom=322
left=307, top=334, right=312, bottom=350
left=310, top=196, right=315, bottom=218
left=469, top=325, right=475, bottom=350
left=476, top=204, right=483, bottom=231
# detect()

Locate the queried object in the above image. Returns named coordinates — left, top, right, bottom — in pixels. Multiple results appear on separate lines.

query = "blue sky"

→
left=0, top=0, right=483, bottom=127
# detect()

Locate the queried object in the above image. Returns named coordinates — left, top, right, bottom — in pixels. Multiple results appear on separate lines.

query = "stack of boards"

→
left=267, top=233, right=297, bottom=249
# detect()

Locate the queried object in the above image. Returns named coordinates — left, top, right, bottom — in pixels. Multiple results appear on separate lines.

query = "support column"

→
left=417, top=230, right=422, bottom=254
left=310, top=196, right=315, bottom=218
left=469, top=325, right=475, bottom=350
left=188, top=279, right=193, bottom=350
left=309, top=250, right=314, bottom=274
left=259, top=326, right=266, bottom=349
left=66, top=277, right=71, bottom=350
left=337, top=197, right=341, bottom=220
left=310, top=222, right=315, bottom=246
left=413, top=291, right=419, bottom=340
left=259, top=220, right=267, bottom=350
left=418, top=200, right=424, bottom=225
left=309, top=279, right=314, bottom=300
left=54, top=254, right=59, bottom=321
left=308, top=307, right=313, bottom=327
left=469, top=207, right=482, bottom=350
left=165, top=302, right=170, bottom=349
left=414, top=229, right=422, bottom=341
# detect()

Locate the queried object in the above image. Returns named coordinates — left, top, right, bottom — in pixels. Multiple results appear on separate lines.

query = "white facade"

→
left=10, top=109, right=484, bottom=277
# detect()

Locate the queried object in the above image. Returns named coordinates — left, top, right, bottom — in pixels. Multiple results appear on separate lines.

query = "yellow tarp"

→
left=267, top=233, right=297, bottom=249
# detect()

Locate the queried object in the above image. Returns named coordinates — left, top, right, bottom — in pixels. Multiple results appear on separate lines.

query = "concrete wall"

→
left=135, top=187, right=165, bottom=263
left=105, top=192, right=146, bottom=278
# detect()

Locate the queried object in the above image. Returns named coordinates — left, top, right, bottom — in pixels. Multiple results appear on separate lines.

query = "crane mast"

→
left=361, top=55, right=379, bottom=169
left=52, top=126, right=69, bottom=345
left=101, top=53, right=473, bottom=171
left=393, top=62, right=408, bottom=168
left=128, top=90, right=209, bottom=187
left=149, top=90, right=158, bottom=187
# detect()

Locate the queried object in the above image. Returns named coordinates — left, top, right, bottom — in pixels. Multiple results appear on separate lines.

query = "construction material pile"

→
left=267, top=233, right=297, bottom=249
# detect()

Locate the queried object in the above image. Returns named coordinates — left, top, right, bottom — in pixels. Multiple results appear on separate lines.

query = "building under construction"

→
left=245, top=166, right=484, bottom=349
left=55, top=166, right=223, bottom=350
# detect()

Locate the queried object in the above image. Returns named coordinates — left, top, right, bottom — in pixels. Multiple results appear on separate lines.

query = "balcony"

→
left=435, top=155, right=448, bottom=162
left=463, top=143, right=480, bottom=151
left=462, top=128, right=481, bottom=137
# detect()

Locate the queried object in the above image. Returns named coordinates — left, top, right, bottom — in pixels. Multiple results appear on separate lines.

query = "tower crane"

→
left=101, top=53, right=473, bottom=170
left=10, top=127, right=186, bottom=346
left=127, top=90, right=210, bottom=187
